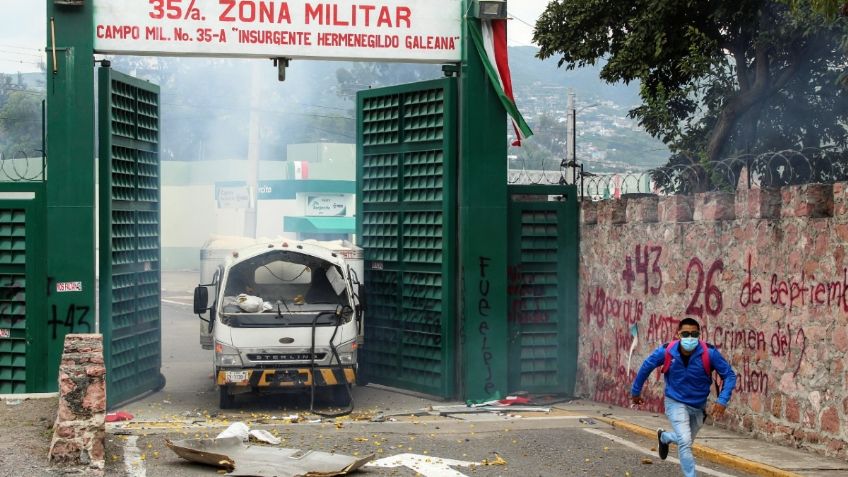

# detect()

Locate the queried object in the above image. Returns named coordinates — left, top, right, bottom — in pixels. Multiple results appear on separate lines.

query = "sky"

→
left=0, top=0, right=550, bottom=74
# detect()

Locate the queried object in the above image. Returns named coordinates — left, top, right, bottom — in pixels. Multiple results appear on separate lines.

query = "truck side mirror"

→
left=194, top=286, right=209, bottom=315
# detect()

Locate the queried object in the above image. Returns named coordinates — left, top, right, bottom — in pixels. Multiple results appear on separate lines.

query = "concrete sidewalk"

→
left=555, top=400, right=848, bottom=477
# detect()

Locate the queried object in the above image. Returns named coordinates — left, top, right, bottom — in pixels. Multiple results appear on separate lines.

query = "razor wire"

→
left=572, top=148, right=848, bottom=199
left=0, top=149, right=46, bottom=182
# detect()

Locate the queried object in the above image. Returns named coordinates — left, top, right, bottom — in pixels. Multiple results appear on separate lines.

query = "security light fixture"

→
left=54, top=0, right=85, bottom=6
left=472, top=0, right=508, bottom=20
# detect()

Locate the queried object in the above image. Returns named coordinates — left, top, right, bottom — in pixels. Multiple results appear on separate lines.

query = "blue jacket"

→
left=631, top=342, right=737, bottom=408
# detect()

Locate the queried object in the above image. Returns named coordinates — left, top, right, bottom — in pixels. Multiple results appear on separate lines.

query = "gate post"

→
left=458, top=5, right=509, bottom=400
left=45, top=2, right=97, bottom=391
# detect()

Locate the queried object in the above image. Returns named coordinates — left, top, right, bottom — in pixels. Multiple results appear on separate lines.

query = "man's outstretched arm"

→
left=630, top=345, right=666, bottom=403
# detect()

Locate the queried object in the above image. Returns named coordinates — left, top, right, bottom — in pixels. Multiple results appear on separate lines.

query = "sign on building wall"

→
left=306, top=195, right=347, bottom=216
left=92, top=0, right=462, bottom=62
left=217, top=185, right=251, bottom=208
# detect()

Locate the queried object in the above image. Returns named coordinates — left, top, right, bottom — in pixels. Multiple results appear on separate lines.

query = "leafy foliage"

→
left=0, top=88, right=43, bottom=158
left=534, top=0, right=848, bottom=189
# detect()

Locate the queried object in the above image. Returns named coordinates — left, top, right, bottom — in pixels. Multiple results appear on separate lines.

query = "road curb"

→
left=595, top=416, right=802, bottom=477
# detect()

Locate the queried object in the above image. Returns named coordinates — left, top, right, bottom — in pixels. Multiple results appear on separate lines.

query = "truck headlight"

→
left=215, top=341, right=243, bottom=367
left=336, top=340, right=357, bottom=364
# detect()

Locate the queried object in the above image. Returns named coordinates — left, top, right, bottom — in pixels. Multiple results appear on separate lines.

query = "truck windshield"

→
left=219, top=250, right=350, bottom=327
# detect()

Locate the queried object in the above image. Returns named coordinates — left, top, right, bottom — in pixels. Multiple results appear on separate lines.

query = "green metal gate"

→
left=0, top=184, right=46, bottom=394
left=507, top=185, right=579, bottom=395
left=98, top=67, right=163, bottom=408
left=356, top=78, right=458, bottom=398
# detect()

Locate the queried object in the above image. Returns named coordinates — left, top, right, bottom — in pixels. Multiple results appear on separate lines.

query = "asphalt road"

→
left=101, top=273, right=751, bottom=477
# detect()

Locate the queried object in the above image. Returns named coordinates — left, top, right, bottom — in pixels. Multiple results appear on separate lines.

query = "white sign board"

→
left=56, top=281, right=83, bottom=293
left=218, top=185, right=251, bottom=209
left=93, top=0, right=462, bottom=62
left=306, top=195, right=347, bottom=216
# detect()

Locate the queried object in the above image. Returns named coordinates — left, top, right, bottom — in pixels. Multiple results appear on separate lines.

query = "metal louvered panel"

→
left=357, top=78, right=458, bottom=398
left=0, top=208, right=27, bottom=394
left=507, top=186, right=579, bottom=395
left=98, top=67, right=163, bottom=408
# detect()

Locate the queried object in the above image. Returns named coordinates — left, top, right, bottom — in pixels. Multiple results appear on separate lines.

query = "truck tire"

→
left=219, top=386, right=236, bottom=409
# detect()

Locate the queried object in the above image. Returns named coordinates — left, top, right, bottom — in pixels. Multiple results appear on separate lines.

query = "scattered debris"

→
left=578, top=418, right=597, bottom=425
left=433, top=405, right=550, bottom=416
left=641, top=458, right=654, bottom=465
left=481, top=453, right=508, bottom=466
left=248, top=430, right=280, bottom=445
left=105, top=411, right=134, bottom=423
left=217, top=422, right=250, bottom=441
left=166, top=437, right=374, bottom=476
left=5, top=399, right=23, bottom=406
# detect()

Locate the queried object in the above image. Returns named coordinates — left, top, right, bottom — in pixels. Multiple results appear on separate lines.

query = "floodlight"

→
left=472, top=0, right=508, bottom=20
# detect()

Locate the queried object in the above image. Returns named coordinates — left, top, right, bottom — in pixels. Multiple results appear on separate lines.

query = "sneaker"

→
left=657, top=428, right=669, bottom=460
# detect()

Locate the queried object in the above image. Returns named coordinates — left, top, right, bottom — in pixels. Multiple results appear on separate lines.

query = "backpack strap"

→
left=700, top=341, right=711, bottom=375
left=661, top=340, right=678, bottom=374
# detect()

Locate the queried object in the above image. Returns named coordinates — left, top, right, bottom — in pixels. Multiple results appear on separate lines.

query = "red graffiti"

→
left=584, top=287, right=644, bottom=328
left=769, top=324, right=807, bottom=376
left=706, top=326, right=766, bottom=353
left=621, top=244, right=663, bottom=295
left=592, top=364, right=664, bottom=412
left=588, top=342, right=615, bottom=373
left=737, top=253, right=848, bottom=312
left=739, top=254, right=763, bottom=308
left=646, top=313, right=680, bottom=343
left=684, top=257, right=724, bottom=318
left=736, top=357, right=770, bottom=394
left=508, top=265, right=551, bottom=324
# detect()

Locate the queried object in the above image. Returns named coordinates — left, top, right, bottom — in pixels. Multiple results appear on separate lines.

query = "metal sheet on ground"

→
left=166, top=437, right=374, bottom=476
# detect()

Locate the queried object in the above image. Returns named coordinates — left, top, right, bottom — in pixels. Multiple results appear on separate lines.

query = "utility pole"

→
left=244, top=62, right=261, bottom=238
left=566, top=89, right=577, bottom=184
left=567, top=89, right=576, bottom=164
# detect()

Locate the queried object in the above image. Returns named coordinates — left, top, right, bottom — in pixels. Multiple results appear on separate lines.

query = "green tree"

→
left=534, top=1, right=848, bottom=171
left=0, top=90, right=43, bottom=158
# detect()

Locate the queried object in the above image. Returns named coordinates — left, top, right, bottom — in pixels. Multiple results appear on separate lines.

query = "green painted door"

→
left=0, top=184, right=47, bottom=394
left=507, top=185, right=579, bottom=395
left=98, top=67, right=164, bottom=408
left=356, top=78, right=458, bottom=398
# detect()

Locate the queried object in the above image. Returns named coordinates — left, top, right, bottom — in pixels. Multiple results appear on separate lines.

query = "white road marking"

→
left=582, top=428, right=737, bottom=477
left=161, top=299, right=190, bottom=306
left=366, top=453, right=476, bottom=477
left=123, top=435, right=147, bottom=477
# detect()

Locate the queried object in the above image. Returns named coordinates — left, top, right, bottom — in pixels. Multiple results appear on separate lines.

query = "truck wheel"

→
left=219, top=386, right=236, bottom=409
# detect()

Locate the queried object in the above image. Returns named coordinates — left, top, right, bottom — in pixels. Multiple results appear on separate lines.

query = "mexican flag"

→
left=469, top=19, right=534, bottom=146
left=289, top=161, right=309, bottom=180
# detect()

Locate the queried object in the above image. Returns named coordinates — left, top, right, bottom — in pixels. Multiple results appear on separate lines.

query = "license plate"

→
left=224, top=371, right=248, bottom=383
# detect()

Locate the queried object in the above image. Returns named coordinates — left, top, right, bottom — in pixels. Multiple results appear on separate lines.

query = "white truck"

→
left=193, top=238, right=364, bottom=410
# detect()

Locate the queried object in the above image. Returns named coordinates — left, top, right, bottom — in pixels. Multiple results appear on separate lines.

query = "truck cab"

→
left=194, top=239, right=364, bottom=408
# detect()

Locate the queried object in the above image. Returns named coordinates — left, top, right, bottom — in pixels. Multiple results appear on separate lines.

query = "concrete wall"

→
left=579, top=182, right=848, bottom=459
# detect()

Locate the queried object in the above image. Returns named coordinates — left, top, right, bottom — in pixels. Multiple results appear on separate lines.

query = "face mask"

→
left=680, top=337, right=699, bottom=352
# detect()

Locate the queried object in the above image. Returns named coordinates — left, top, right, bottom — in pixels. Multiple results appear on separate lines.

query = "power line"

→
left=0, top=45, right=42, bottom=52
left=0, top=49, right=43, bottom=59
left=0, top=58, right=42, bottom=67
left=508, top=12, right=536, bottom=29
